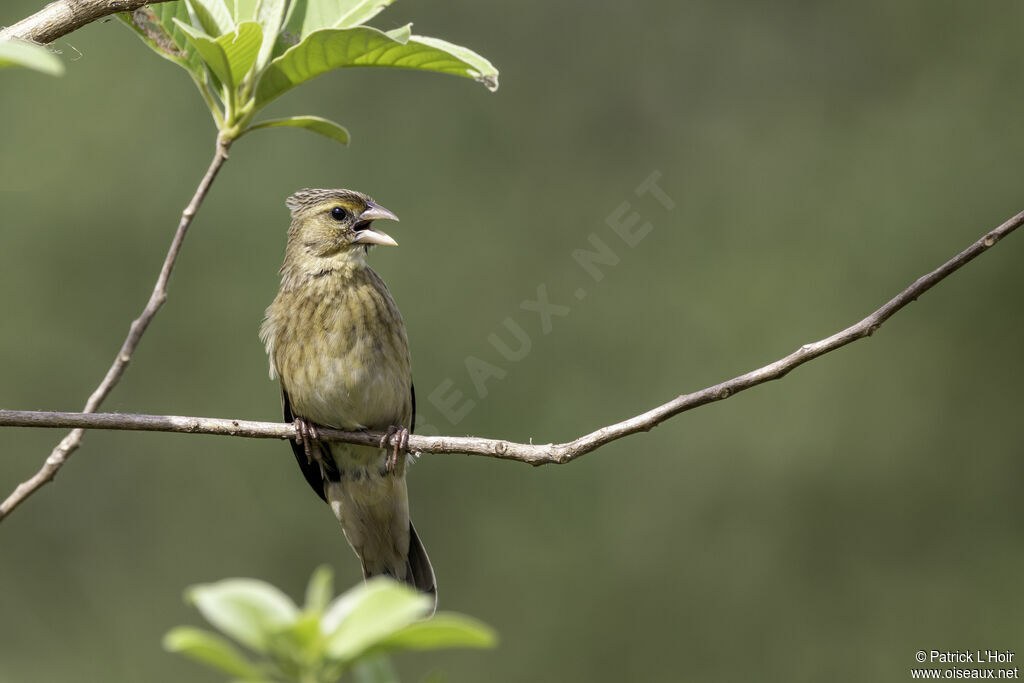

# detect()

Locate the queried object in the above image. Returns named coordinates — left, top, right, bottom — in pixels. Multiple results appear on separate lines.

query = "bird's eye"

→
left=330, top=206, right=348, bottom=221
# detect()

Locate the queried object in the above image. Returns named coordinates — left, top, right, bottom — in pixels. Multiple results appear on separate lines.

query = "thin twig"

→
left=1, top=0, right=174, bottom=44
left=0, top=137, right=232, bottom=522
left=1, top=205, right=1019, bottom=470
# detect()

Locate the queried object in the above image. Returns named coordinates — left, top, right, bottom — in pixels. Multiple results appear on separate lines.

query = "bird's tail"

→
left=404, top=522, right=436, bottom=605
left=359, top=521, right=436, bottom=613
left=326, top=470, right=437, bottom=613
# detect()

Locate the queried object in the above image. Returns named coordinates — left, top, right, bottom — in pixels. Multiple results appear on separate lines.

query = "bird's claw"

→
left=380, top=425, right=410, bottom=474
left=293, top=417, right=321, bottom=465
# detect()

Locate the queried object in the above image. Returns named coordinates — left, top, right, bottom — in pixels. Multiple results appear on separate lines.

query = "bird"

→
left=260, top=188, right=435, bottom=607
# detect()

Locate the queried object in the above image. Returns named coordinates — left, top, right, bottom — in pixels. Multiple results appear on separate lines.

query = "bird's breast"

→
left=266, top=268, right=412, bottom=431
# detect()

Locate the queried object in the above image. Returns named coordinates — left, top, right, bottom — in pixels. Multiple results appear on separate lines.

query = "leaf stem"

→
left=191, top=72, right=225, bottom=128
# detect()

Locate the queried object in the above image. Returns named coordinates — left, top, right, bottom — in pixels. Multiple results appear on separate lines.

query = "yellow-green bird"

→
left=260, top=188, right=435, bottom=607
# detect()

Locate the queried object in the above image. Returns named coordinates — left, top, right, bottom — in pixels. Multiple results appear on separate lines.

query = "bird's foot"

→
left=293, top=417, right=321, bottom=465
left=379, top=425, right=410, bottom=474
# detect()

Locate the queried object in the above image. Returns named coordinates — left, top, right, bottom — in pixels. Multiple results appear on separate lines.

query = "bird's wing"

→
left=282, top=386, right=330, bottom=503
left=281, top=381, right=416, bottom=503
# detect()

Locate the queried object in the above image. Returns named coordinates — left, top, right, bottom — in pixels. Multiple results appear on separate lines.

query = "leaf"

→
left=335, top=0, right=397, bottom=28
left=254, top=25, right=499, bottom=110
left=174, top=20, right=234, bottom=90
left=277, top=611, right=322, bottom=650
left=0, top=39, right=64, bottom=76
left=283, top=0, right=396, bottom=45
left=174, top=20, right=262, bottom=92
left=407, top=35, right=499, bottom=92
left=219, top=21, right=263, bottom=83
left=187, top=0, right=235, bottom=37
left=321, top=578, right=432, bottom=662
left=233, top=0, right=260, bottom=22
left=376, top=613, right=498, bottom=652
left=350, top=655, right=400, bottom=683
left=119, top=4, right=205, bottom=76
left=163, top=626, right=266, bottom=679
left=304, top=565, right=335, bottom=613
left=255, top=0, right=289, bottom=70
left=384, top=23, right=410, bottom=42
left=187, top=578, right=299, bottom=653
left=242, top=115, right=350, bottom=145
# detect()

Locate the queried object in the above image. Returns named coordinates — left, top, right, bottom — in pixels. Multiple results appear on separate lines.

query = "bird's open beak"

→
left=354, top=202, right=400, bottom=247
left=360, top=202, right=399, bottom=223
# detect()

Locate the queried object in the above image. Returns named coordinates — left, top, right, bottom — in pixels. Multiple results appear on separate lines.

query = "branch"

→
left=0, top=137, right=232, bottom=523
left=1, top=0, right=173, bottom=44
left=1, top=204, right=1020, bottom=468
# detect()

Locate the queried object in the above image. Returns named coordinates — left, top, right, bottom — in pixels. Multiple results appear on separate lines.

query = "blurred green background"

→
left=2, top=1, right=1023, bottom=681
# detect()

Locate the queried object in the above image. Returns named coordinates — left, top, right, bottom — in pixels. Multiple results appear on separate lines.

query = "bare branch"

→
left=1, top=0, right=173, bottom=44
left=1, top=203, right=1020, bottom=471
left=0, top=137, right=232, bottom=522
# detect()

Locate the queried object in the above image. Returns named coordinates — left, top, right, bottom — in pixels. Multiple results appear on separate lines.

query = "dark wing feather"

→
left=282, top=387, right=329, bottom=503
left=406, top=520, right=437, bottom=613
left=281, top=381, right=416, bottom=502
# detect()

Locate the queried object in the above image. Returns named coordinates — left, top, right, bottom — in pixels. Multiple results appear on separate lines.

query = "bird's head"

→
left=283, top=188, right=399, bottom=271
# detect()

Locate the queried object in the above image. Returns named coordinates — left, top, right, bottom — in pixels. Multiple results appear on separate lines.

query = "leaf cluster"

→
left=119, top=0, right=498, bottom=143
left=165, top=567, right=497, bottom=682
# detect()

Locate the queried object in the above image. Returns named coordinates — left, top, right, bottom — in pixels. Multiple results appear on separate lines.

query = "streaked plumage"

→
left=260, top=189, right=435, bottom=606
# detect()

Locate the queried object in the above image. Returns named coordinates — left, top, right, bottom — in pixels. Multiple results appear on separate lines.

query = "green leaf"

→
left=321, top=578, right=432, bottom=662
left=376, top=613, right=498, bottom=652
left=255, top=0, right=288, bottom=70
left=119, top=4, right=205, bottom=75
left=233, top=0, right=260, bottom=22
left=242, top=115, right=350, bottom=145
left=187, top=578, right=299, bottom=653
left=282, top=0, right=396, bottom=45
left=276, top=611, right=322, bottom=651
left=350, top=655, right=400, bottom=683
left=163, top=626, right=266, bottom=679
left=334, top=0, right=397, bottom=28
left=174, top=20, right=261, bottom=93
left=187, top=0, right=235, bottom=37
left=0, top=39, right=64, bottom=76
left=407, top=35, right=499, bottom=91
left=219, top=21, right=263, bottom=83
left=254, top=25, right=499, bottom=110
left=304, top=565, right=335, bottom=613
left=174, top=20, right=234, bottom=90
left=384, top=23, right=410, bottom=42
